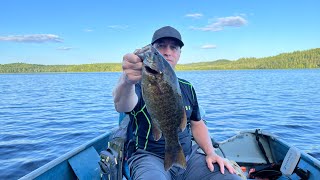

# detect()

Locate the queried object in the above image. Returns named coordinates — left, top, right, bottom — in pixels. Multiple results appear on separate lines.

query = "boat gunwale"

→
left=19, top=131, right=111, bottom=179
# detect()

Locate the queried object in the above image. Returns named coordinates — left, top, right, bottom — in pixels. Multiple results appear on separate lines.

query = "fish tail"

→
left=164, top=145, right=186, bottom=171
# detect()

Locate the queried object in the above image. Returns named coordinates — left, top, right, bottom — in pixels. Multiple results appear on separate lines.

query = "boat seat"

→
left=68, top=146, right=101, bottom=179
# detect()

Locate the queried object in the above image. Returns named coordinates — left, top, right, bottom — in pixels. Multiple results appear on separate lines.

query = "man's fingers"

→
left=124, top=69, right=142, bottom=83
left=206, top=155, right=237, bottom=175
left=206, top=159, right=214, bottom=172
left=122, top=53, right=143, bottom=85
left=122, top=53, right=143, bottom=72
left=225, top=163, right=235, bottom=174
left=122, top=61, right=142, bottom=71
left=123, top=53, right=142, bottom=64
left=218, top=160, right=225, bottom=174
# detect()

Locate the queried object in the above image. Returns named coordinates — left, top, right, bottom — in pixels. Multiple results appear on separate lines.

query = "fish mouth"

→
left=145, top=65, right=159, bottom=75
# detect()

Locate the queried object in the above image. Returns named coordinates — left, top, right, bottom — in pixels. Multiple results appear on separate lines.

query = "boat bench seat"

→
left=68, top=146, right=101, bottom=179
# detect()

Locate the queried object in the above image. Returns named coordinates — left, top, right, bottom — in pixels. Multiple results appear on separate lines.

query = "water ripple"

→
left=1, top=70, right=320, bottom=179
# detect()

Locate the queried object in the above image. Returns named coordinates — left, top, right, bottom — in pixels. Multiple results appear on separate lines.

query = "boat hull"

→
left=20, top=129, right=320, bottom=180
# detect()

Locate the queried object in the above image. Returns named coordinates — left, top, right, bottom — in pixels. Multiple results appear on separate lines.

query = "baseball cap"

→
left=151, top=26, right=184, bottom=47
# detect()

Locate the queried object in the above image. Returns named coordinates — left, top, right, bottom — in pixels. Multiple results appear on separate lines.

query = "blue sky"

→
left=1, top=0, right=319, bottom=65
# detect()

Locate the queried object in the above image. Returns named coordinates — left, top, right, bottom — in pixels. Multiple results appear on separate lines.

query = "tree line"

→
left=1, top=48, right=320, bottom=73
left=175, top=48, right=320, bottom=70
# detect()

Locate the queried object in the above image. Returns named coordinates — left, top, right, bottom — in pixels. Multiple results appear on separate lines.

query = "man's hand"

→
left=205, top=153, right=236, bottom=174
left=122, top=53, right=143, bottom=85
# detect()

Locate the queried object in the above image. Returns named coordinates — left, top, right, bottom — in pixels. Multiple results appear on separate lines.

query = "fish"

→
left=135, top=44, right=187, bottom=171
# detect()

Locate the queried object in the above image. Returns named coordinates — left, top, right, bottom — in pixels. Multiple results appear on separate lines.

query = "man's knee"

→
left=128, top=151, right=171, bottom=180
left=131, top=169, right=170, bottom=180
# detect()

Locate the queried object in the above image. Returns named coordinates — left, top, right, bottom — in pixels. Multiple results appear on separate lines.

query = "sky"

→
left=1, top=0, right=320, bottom=65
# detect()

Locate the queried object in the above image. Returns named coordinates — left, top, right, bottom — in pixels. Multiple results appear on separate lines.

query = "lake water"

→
left=1, top=70, right=319, bottom=179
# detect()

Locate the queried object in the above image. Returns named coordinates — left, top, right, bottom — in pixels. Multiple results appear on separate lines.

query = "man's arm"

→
left=113, top=73, right=138, bottom=112
left=113, top=53, right=142, bottom=112
left=191, top=120, right=235, bottom=174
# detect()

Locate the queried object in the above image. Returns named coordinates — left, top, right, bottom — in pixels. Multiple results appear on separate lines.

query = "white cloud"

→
left=191, top=16, right=247, bottom=32
left=190, top=25, right=223, bottom=32
left=83, top=29, right=93, bottom=32
left=239, top=13, right=247, bottom=17
left=185, top=13, right=203, bottom=19
left=0, top=34, right=63, bottom=43
left=56, top=47, right=73, bottom=51
left=201, top=44, right=217, bottom=49
left=108, top=25, right=129, bottom=30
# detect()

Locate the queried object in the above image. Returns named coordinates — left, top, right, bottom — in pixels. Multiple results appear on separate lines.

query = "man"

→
left=113, top=26, right=241, bottom=179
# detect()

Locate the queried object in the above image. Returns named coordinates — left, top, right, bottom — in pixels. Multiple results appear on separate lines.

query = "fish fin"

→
left=179, top=109, right=187, bottom=132
left=151, top=119, right=162, bottom=141
left=164, top=145, right=186, bottom=171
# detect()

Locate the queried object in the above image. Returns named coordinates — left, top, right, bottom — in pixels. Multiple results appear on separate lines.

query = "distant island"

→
left=1, top=48, right=319, bottom=73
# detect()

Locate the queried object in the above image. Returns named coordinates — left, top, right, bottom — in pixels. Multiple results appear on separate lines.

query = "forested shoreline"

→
left=1, top=48, right=320, bottom=73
